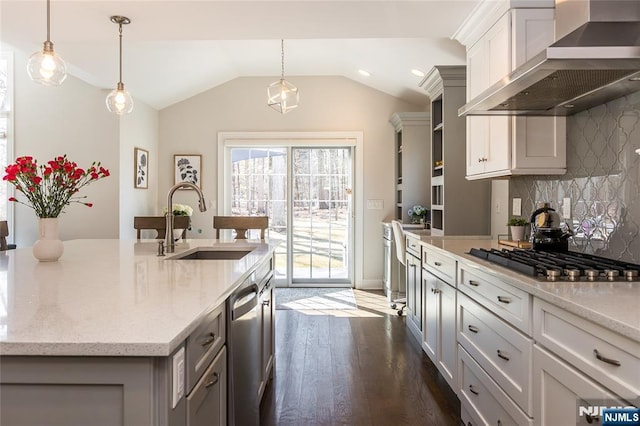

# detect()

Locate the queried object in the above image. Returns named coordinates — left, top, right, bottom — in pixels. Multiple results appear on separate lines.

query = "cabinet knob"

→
left=205, top=372, right=219, bottom=388
left=262, top=299, right=271, bottom=307
left=434, top=261, right=442, bottom=267
left=432, top=288, right=441, bottom=294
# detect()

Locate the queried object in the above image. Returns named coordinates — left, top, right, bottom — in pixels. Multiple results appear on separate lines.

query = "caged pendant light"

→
left=267, top=39, right=299, bottom=114
left=106, top=16, right=134, bottom=115
left=27, top=0, right=67, bottom=86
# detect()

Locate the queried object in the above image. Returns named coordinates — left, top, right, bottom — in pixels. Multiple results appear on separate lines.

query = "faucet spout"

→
left=166, top=182, right=207, bottom=253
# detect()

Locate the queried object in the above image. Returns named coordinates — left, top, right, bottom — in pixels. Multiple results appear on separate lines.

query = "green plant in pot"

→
left=507, top=217, right=528, bottom=241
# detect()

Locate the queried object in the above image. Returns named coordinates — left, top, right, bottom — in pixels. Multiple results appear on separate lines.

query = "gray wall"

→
left=510, top=91, right=640, bottom=263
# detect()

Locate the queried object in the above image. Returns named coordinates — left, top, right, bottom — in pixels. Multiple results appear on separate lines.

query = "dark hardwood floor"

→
left=260, top=290, right=460, bottom=426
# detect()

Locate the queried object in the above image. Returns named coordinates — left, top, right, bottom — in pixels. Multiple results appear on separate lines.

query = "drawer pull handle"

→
left=204, top=372, right=219, bottom=388
left=468, top=325, right=479, bottom=333
left=468, top=384, right=479, bottom=396
left=497, top=421, right=502, bottom=426
left=262, top=299, right=271, bottom=307
left=468, top=423, right=473, bottom=426
left=468, top=280, right=479, bottom=287
left=432, top=288, right=441, bottom=294
left=593, top=349, right=621, bottom=366
left=199, top=332, right=216, bottom=346
left=497, top=350, right=510, bottom=361
left=434, top=261, right=442, bottom=267
left=497, top=296, right=511, bottom=304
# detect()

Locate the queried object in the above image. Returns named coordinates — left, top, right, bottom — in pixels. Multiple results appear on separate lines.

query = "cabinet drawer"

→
left=458, top=292, right=533, bottom=415
left=406, top=236, right=421, bottom=259
left=459, top=345, right=533, bottom=426
left=459, top=265, right=531, bottom=334
left=533, top=298, right=640, bottom=401
left=422, top=246, right=456, bottom=283
left=187, top=346, right=227, bottom=426
left=186, top=303, right=226, bottom=394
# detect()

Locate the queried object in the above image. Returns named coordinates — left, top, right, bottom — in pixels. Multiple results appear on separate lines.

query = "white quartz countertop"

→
left=0, top=239, right=277, bottom=357
left=405, top=231, right=640, bottom=343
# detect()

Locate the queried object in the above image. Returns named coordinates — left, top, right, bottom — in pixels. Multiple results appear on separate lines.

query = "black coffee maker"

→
left=529, top=203, right=573, bottom=252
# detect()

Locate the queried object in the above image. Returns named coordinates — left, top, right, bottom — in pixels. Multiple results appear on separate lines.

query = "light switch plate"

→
left=563, top=198, right=571, bottom=219
left=367, top=199, right=383, bottom=210
left=512, top=198, right=522, bottom=216
left=172, top=346, right=185, bottom=408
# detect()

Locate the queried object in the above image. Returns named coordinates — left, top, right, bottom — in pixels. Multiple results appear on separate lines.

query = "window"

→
left=0, top=52, right=13, bottom=225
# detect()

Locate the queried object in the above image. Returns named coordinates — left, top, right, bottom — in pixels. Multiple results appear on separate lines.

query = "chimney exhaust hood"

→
left=459, top=0, right=640, bottom=117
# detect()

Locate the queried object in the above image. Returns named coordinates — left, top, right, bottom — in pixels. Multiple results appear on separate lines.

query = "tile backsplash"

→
left=510, top=91, right=640, bottom=264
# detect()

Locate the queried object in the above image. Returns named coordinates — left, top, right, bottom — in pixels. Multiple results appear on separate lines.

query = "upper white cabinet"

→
left=455, top=1, right=567, bottom=180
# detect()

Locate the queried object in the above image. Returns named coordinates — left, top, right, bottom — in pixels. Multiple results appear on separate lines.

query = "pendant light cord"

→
left=46, top=0, right=51, bottom=42
left=118, top=22, right=123, bottom=84
left=281, top=39, right=285, bottom=80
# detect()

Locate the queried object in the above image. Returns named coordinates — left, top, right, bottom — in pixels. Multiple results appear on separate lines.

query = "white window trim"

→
left=217, top=131, right=364, bottom=288
left=1, top=52, right=15, bottom=241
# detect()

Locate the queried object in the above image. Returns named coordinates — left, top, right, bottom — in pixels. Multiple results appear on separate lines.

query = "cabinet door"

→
left=187, top=346, right=227, bottom=426
left=533, top=345, right=626, bottom=426
left=406, top=253, right=422, bottom=340
left=466, top=38, right=489, bottom=177
left=484, top=11, right=511, bottom=174
left=422, top=270, right=438, bottom=362
left=438, top=282, right=457, bottom=392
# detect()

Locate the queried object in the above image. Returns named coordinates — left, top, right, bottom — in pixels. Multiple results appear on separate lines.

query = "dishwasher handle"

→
left=231, top=283, right=259, bottom=320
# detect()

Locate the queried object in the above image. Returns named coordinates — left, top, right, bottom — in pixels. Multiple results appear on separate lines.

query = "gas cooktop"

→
left=468, top=248, right=640, bottom=282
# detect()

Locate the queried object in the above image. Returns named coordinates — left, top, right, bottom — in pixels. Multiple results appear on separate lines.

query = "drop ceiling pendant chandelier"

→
left=267, top=39, right=299, bottom=114
left=106, top=15, right=134, bottom=115
left=27, top=0, right=67, bottom=86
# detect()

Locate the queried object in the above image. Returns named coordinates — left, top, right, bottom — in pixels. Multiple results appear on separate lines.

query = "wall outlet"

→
left=563, top=198, right=571, bottom=219
left=512, top=198, right=522, bottom=216
left=495, top=200, right=501, bottom=214
left=172, top=346, right=185, bottom=408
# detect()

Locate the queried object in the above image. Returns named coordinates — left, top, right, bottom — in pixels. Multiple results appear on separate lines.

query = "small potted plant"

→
left=507, top=217, right=528, bottom=241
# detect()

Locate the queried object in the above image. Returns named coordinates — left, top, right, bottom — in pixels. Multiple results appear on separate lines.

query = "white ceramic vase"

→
left=510, top=225, right=526, bottom=242
left=32, top=218, right=64, bottom=262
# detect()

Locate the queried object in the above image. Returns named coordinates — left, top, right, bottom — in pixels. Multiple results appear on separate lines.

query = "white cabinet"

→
left=405, top=239, right=422, bottom=343
left=459, top=6, right=566, bottom=179
left=423, top=269, right=458, bottom=392
left=532, top=345, right=629, bottom=426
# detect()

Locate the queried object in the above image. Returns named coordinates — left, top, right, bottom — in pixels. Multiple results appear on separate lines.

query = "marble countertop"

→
left=0, top=239, right=277, bottom=357
left=404, top=231, right=640, bottom=342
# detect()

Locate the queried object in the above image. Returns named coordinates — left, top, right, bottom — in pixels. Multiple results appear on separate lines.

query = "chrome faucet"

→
left=166, top=182, right=207, bottom=253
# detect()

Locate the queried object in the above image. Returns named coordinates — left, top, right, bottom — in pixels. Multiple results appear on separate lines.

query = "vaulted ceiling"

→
left=1, top=1, right=480, bottom=109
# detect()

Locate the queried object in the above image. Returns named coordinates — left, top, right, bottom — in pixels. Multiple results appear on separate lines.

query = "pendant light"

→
left=267, top=39, right=299, bottom=114
left=27, top=0, right=67, bottom=86
left=106, top=16, right=134, bottom=115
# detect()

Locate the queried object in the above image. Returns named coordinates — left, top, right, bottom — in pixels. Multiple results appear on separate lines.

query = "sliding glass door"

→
left=228, top=146, right=353, bottom=286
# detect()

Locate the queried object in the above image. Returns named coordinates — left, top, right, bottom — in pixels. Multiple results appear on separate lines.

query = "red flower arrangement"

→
left=3, top=155, right=110, bottom=218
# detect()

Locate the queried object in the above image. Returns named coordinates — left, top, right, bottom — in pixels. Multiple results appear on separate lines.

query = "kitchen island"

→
left=0, top=239, right=278, bottom=426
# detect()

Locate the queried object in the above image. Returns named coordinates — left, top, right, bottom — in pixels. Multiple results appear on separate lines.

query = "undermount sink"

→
left=169, top=249, right=252, bottom=260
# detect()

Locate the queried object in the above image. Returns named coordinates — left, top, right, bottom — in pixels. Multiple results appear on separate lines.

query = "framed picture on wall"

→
left=174, top=154, right=202, bottom=188
left=134, top=147, right=149, bottom=189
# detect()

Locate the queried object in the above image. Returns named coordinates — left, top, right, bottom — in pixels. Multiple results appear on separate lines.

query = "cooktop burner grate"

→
left=468, top=248, right=640, bottom=282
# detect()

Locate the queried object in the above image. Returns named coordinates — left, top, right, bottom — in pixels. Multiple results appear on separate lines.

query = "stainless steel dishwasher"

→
left=227, top=277, right=260, bottom=426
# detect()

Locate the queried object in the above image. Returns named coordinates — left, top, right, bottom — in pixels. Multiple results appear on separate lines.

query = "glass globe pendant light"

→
left=27, top=0, right=67, bottom=86
left=106, top=16, right=134, bottom=115
left=267, top=39, right=299, bottom=114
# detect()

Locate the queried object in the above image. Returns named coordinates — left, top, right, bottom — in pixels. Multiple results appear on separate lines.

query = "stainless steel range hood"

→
left=459, top=0, right=640, bottom=117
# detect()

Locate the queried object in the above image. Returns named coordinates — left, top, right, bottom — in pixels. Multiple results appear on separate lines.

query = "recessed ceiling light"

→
left=411, top=69, right=426, bottom=77
left=358, top=69, right=371, bottom=77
